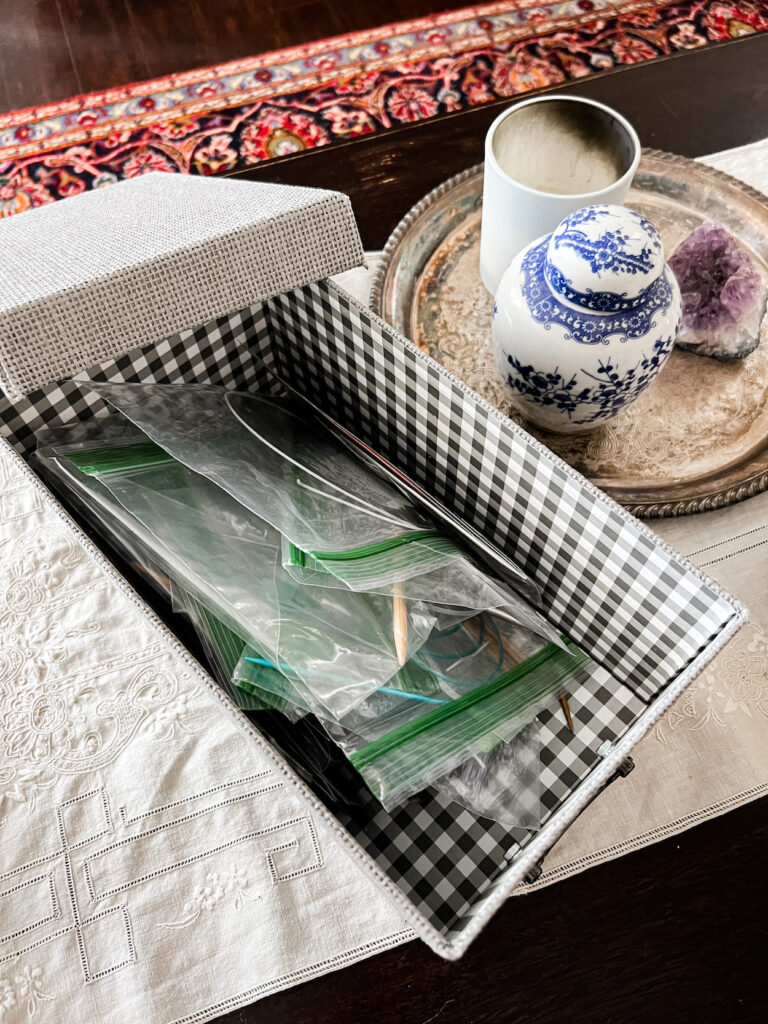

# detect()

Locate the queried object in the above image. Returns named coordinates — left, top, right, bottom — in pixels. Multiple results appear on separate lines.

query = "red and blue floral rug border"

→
left=1, top=0, right=766, bottom=215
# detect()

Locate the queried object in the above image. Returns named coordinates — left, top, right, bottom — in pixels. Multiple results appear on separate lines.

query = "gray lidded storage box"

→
left=0, top=173, right=744, bottom=959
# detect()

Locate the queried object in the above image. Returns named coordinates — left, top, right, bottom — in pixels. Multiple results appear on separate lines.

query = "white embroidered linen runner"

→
left=0, top=442, right=410, bottom=1024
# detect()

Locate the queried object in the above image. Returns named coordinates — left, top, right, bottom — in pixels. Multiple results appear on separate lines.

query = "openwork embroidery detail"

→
left=654, top=621, right=768, bottom=743
left=0, top=873, right=60, bottom=944
left=1, top=776, right=323, bottom=990
left=155, top=814, right=324, bottom=930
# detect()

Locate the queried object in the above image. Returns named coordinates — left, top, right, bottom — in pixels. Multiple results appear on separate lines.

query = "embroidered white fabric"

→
left=0, top=441, right=410, bottom=1024
left=1, top=137, right=767, bottom=1024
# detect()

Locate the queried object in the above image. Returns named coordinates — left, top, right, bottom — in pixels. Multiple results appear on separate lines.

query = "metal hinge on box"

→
left=522, top=751, right=636, bottom=885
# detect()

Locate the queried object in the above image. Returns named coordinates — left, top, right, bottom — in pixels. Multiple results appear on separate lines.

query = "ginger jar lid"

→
left=544, top=204, right=665, bottom=313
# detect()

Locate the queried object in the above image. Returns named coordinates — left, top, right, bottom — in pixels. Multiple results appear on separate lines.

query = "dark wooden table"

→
left=219, top=36, right=768, bottom=1024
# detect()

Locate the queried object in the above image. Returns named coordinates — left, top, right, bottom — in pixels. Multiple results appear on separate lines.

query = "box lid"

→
left=0, top=173, right=364, bottom=399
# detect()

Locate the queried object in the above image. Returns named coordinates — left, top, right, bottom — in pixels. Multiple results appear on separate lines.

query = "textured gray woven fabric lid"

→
left=0, top=172, right=364, bottom=398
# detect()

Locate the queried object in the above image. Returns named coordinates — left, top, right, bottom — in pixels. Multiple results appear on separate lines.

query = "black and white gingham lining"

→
left=264, top=281, right=737, bottom=699
left=336, top=784, right=522, bottom=932
left=255, top=278, right=740, bottom=933
left=0, top=304, right=273, bottom=456
left=0, top=282, right=739, bottom=941
left=329, top=659, right=646, bottom=933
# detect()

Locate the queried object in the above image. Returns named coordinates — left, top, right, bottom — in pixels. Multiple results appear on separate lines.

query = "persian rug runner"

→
left=1, top=0, right=767, bottom=214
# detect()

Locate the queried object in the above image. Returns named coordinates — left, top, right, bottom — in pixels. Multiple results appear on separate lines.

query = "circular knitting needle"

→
left=227, top=390, right=415, bottom=666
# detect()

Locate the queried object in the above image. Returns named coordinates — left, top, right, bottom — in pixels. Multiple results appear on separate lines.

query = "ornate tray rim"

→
left=370, top=148, right=768, bottom=519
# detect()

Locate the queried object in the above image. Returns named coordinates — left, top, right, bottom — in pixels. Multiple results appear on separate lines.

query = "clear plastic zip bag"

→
left=85, top=383, right=558, bottom=645
left=238, top=611, right=587, bottom=828
left=34, top=431, right=438, bottom=718
left=336, top=638, right=590, bottom=817
left=433, top=719, right=543, bottom=828
left=279, top=532, right=558, bottom=645
left=32, top=412, right=586, bottom=827
left=84, top=382, right=426, bottom=552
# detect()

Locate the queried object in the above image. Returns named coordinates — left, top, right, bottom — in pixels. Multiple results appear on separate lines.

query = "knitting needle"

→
left=462, top=613, right=524, bottom=666
left=560, top=693, right=574, bottom=733
left=244, top=657, right=445, bottom=704
left=481, top=611, right=573, bottom=728
left=393, top=581, right=408, bottom=666
left=487, top=607, right=519, bottom=626
left=378, top=686, right=447, bottom=706
left=482, top=608, right=526, bottom=663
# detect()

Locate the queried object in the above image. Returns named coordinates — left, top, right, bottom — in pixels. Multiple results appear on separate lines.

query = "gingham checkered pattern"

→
left=0, top=279, right=743, bottom=944
left=324, top=659, right=645, bottom=932
left=245, top=277, right=741, bottom=936
left=264, top=280, right=739, bottom=700
left=536, top=661, right=645, bottom=811
left=0, top=304, right=272, bottom=456
left=323, top=756, right=524, bottom=932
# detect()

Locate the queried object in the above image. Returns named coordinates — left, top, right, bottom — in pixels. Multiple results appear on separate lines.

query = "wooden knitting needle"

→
left=490, top=608, right=574, bottom=730
left=560, top=693, right=574, bottom=732
left=486, top=608, right=532, bottom=660
left=393, top=581, right=408, bottom=666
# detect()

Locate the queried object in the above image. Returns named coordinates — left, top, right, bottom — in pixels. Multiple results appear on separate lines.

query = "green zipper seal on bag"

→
left=349, top=637, right=584, bottom=771
left=233, top=676, right=291, bottom=713
left=311, top=529, right=444, bottom=561
left=288, top=542, right=307, bottom=568
left=64, top=440, right=174, bottom=476
left=288, top=529, right=446, bottom=566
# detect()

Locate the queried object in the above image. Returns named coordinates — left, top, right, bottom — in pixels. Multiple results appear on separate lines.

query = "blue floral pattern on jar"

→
left=543, top=263, right=647, bottom=313
left=505, top=335, right=675, bottom=426
left=550, top=206, right=661, bottom=277
left=521, top=238, right=676, bottom=345
left=491, top=203, right=682, bottom=433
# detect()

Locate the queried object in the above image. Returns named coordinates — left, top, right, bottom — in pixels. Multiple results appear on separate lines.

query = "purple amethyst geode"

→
left=669, top=220, right=767, bottom=360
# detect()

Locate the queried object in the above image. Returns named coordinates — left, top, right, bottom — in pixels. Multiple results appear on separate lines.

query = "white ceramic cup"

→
left=479, top=95, right=642, bottom=295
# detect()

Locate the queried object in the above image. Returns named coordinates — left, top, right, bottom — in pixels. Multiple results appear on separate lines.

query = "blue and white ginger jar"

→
left=492, top=204, right=682, bottom=433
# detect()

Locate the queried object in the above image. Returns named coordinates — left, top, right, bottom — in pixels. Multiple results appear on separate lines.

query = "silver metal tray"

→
left=370, top=150, right=768, bottom=517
